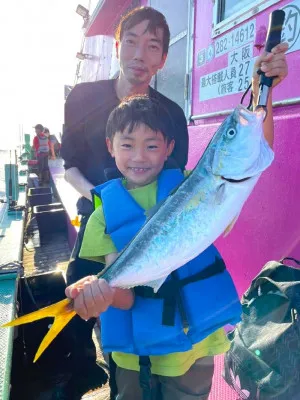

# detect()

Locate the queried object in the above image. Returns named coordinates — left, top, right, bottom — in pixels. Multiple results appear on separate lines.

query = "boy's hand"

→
left=65, top=276, right=115, bottom=320
left=252, top=42, right=289, bottom=95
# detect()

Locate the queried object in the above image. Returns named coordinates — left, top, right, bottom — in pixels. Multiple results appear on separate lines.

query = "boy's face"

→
left=117, top=19, right=167, bottom=86
left=107, top=124, right=174, bottom=189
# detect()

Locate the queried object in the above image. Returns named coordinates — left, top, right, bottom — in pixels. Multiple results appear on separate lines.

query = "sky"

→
left=0, top=0, right=92, bottom=149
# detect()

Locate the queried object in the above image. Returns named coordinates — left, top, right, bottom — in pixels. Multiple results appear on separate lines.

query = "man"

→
left=61, top=6, right=189, bottom=399
left=33, top=124, right=51, bottom=185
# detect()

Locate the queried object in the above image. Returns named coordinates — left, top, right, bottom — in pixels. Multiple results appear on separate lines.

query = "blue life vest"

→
left=93, top=169, right=241, bottom=356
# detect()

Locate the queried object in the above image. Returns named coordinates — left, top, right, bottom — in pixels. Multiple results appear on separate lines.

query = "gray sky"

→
left=0, top=0, right=89, bottom=148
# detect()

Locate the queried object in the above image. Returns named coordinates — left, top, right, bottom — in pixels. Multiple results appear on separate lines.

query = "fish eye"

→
left=226, top=128, right=237, bottom=139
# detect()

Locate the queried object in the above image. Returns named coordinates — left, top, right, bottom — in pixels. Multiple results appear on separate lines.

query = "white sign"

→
left=197, top=49, right=206, bottom=67
left=215, top=19, right=256, bottom=58
left=228, top=43, right=253, bottom=66
left=282, top=0, right=300, bottom=54
left=206, top=45, right=215, bottom=62
left=199, top=50, right=255, bottom=101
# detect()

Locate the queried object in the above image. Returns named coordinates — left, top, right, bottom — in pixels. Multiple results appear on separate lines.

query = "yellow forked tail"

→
left=1, top=298, right=76, bottom=362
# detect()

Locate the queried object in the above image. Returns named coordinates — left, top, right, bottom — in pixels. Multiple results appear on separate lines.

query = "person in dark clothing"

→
left=33, top=124, right=51, bottom=185
left=60, top=6, right=189, bottom=399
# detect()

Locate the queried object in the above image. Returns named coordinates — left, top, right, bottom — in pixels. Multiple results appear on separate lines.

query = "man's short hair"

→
left=115, top=7, right=170, bottom=55
left=106, top=95, right=174, bottom=143
left=34, top=124, right=44, bottom=131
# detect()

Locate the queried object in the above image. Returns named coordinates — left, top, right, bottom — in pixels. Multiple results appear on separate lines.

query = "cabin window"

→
left=149, top=0, right=194, bottom=117
left=213, top=0, right=281, bottom=37
left=219, top=0, right=254, bottom=22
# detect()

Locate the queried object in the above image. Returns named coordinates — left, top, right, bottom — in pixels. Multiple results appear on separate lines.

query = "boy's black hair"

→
left=106, top=95, right=174, bottom=143
left=115, top=7, right=170, bottom=55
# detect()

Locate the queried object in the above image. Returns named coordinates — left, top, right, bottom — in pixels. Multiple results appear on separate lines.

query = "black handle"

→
left=257, top=10, right=285, bottom=108
left=265, top=9, right=286, bottom=53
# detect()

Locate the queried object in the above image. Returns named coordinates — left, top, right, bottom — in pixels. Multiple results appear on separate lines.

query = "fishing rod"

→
left=256, top=9, right=286, bottom=110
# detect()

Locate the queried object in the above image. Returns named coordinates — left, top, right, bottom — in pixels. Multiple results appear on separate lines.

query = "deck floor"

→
left=21, top=184, right=110, bottom=399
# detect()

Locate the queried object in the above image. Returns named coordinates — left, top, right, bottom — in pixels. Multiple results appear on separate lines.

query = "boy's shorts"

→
left=115, top=356, right=214, bottom=400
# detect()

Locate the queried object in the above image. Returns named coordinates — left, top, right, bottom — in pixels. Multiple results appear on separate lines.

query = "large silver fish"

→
left=100, top=104, right=274, bottom=292
left=2, top=104, right=274, bottom=362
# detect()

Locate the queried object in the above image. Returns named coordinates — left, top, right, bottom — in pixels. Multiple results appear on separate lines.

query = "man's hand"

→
left=252, top=42, right=289, bottom=95
left=65, top=275, right=115, bottom=320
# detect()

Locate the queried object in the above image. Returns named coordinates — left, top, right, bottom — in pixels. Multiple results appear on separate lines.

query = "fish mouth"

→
left=235, top=104, right=266, bottom=124
left=221, top=176, right=251, bottom=183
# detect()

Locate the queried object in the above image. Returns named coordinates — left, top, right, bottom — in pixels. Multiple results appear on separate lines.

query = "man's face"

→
left=117, top=19, right=167, bottom=86
left=35, top=128, right=42, bottom=135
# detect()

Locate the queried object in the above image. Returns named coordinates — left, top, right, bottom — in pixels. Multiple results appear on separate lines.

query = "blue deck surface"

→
left=0, top=272, right=18, bottom=400
left=0, top=185, right=25, bottom=399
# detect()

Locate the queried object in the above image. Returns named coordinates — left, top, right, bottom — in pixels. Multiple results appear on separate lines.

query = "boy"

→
left=66, top=96, right=236, bottom=400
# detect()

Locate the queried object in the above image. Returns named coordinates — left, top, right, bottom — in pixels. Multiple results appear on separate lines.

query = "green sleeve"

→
left=184, top=170, right=192, bottom=177
left=79, top=206, right=117, bottom=264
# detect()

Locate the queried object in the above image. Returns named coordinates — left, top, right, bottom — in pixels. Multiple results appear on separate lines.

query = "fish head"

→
left=211, top=105, right=274, bottom=180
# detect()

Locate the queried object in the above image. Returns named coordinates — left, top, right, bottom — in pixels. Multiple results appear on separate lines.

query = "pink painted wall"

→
left=190, top=0, right=300, bottom=297
left=189, top=2, right=300, bottom=398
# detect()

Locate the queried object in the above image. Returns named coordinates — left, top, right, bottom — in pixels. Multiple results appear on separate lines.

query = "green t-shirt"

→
left=80, top=177, right=230, bottom=377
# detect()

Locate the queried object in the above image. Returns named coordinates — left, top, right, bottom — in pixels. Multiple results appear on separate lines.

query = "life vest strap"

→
left=134, top=257, right=226, bottom=327
left=139, top=355, right=152, bottom=400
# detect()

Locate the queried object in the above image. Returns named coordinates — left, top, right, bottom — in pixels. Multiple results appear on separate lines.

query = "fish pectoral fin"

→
left=223, top=214, right=239, bottom=237
left=33, top=308, right=76, bottom=362
left=145, top=276, right=167, bottom=293
left=2, top=298, right=73, bottom=327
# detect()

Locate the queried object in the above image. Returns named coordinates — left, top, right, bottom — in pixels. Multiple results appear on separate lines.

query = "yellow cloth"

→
left=80, top=177, right=230, bottom=377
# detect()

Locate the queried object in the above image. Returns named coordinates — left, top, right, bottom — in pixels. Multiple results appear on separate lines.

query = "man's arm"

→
left=33, top=136, right=39, bottom=153
left=251, top=42, right=288, bottom=148
left=64, top=167, right=94, bottom=202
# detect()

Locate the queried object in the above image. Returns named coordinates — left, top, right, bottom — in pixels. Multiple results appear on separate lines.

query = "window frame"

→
left=212, top=0, right=282, bottom=38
